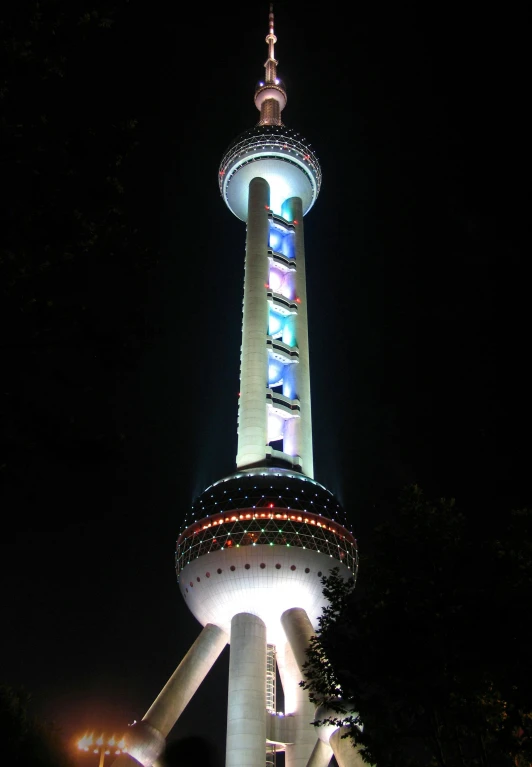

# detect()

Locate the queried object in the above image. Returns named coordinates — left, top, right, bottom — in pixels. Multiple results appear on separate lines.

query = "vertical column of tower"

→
left=282, top=197, right=314, bottom=478
left=226, top=613, right=267, bottom=767
left=236, top=177, right=270, bottom=469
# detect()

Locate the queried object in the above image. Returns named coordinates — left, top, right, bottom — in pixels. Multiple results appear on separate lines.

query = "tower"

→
left=111, top=8, right=358, bottom=767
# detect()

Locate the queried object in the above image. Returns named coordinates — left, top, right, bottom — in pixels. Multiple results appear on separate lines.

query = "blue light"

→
left=268, top=360, right=284, bottom=386
left=282, top=234, right=295, bottom=259
left=283, top=365, right=297, bottom=399
left=282, top=319, right=296, bottom=347
left=269, top=230, right=282, bottom=251
left=268, top=312, right=283, bottom=336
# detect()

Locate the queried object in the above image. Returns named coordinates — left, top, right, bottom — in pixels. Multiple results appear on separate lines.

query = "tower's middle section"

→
left=218, top=7, right=321, bottom=480
left=237, top=176, right=313, bottom=477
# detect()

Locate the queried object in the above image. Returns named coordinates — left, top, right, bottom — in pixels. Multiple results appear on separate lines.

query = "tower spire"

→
left=254, top=4, right=287, bottom=125
left=267, top=3, right=276, bottom=61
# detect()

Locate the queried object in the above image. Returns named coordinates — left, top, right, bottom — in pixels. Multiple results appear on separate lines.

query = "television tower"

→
left=112, top=8, right=359, bottom=767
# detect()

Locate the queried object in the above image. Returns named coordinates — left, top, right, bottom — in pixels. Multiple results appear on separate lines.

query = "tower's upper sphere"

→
left=219, top=125, right=322, bottom=222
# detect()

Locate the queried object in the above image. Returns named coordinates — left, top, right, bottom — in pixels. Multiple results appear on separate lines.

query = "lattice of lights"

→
left=219, top=125, right=322, bottom=197
left=175, top=509, right=358, bottom=579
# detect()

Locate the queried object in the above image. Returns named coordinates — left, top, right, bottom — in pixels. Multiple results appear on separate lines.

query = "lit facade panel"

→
left=176, top=546, right=351, bottom=647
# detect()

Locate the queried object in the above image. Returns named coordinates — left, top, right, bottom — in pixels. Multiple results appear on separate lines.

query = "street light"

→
left=77, top=733, right=128, bottom=767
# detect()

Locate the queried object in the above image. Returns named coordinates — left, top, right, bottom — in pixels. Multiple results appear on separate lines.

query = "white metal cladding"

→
left=223, top=157, right=315, bottom=222
left=178, top=546, right=352, bottom=645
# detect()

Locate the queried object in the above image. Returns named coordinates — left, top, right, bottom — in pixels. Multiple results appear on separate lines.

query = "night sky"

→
left=1, top=2, right=530, bottom=766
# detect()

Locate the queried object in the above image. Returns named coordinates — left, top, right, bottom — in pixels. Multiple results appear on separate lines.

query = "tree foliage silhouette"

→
left=0, top=685, right=75, bottom=766
left=302, top=485, right=532, bottom=767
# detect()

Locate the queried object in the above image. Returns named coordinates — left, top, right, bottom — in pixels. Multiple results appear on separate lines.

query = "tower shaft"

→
left=236, top=183, right=313, bottom=476
left=237, top=179, right=270, bottom=469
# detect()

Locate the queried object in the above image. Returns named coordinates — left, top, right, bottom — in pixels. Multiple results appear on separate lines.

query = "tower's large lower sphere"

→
left=176, top=468, right=357, bottom=645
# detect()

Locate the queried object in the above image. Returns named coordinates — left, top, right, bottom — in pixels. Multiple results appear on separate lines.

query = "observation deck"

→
left=219, top=125, right=322, bottom=221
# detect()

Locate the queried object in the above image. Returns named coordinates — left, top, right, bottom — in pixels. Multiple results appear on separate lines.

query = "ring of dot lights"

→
left=179, top=467, right=350, bottom=531
left=219, top=126, right=322, bottom=221
left=176, top=508, right=357, bottom=577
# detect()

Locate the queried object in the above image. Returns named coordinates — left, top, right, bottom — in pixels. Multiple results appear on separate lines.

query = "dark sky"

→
left=1, top=1, right=530, bottom=765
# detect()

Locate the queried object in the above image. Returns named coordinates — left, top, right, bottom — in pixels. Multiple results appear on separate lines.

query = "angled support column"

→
left=281, top=196, right=313, bottom=478
left=278, top=608, right=318, bottom=767
left=329, top=727, right=366, bottom=767
left=110, top=623, right=227, bottom=767
left=143, top=623, right=227, bottom=736
left=280, top=606, right=315, bottom=672
left=307, top=738, right=334, bottom=767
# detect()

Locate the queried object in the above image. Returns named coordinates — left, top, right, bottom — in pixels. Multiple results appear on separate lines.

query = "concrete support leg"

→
left=226, top=612, right=267, bottom=767
left=278, top=608, right=319, bottom=767
left=280, top=606, right=315, bottom=673
left=307, top=739, right=334, bottom=767
left=109, top=624, right=227, bottom=767
left=110, top=722, right=165, bottom=767
left=277, top=640, right=317, bottom=767
left=330, top=727, right=366, bottom=767
left=143, top=623, right=227, bottom=736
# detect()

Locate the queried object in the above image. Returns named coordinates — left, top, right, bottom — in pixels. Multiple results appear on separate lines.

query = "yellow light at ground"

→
left=76, top=732, right=128, bottom=765
left=77, top=733, right=94, bottom=750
